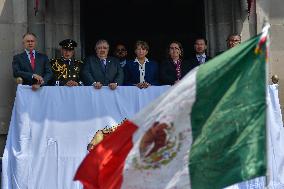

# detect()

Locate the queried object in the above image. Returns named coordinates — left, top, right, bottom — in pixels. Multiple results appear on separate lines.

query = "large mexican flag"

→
left=74, top=30, right=268, bottom=189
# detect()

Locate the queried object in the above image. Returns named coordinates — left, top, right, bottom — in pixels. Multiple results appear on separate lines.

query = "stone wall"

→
left=204, top=0, right=256, bottom=57
left=205, top=0, right=284, bottom=117
left=44, top=0, right=81, bottom=59
left=0, top=0, right=81, bottom=156
left=268, top=0, right=284, bottom=114
left=0, top=0, right=27, bottom=155
left=255, top=0, right=284, bottom=114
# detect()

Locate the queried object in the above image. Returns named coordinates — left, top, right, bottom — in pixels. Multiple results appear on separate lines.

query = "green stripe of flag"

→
left=189, top=35, right=267, bottom=189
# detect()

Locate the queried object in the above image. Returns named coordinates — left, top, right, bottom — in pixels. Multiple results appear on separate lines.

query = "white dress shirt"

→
left=134, top=57, right=149, bottom=83
left=196, top=53, right=206, bottom=64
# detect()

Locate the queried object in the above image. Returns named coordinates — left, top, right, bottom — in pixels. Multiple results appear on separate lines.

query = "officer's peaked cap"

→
left=59, top=39, right=77, bottom=50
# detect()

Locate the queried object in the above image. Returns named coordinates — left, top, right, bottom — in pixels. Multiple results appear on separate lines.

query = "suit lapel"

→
left=21, top=52, right=33, bottom=72
left=34, top=52, right=41, bottom=73
left=105, top=58, right=111, bottom=74
left=195, top=56, right=200, bottom=65
left=95, top=57, right=105, bottom=74
left=169, top=60, right=176, bottom=71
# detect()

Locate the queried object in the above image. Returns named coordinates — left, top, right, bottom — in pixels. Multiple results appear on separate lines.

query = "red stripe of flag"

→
left=74, top=120, right=138, bottom=189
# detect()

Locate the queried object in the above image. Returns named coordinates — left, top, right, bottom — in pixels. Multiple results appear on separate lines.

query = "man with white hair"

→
left=81, top=39, right=124, bottom=90
left=12, top=32, right=52, bottom=90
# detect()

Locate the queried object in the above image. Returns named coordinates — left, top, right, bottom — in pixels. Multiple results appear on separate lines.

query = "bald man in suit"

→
left=12, top=32, right=52, bottom=90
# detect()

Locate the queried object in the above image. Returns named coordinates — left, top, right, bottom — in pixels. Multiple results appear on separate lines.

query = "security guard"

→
left=50, top=39, right=83, bottom=86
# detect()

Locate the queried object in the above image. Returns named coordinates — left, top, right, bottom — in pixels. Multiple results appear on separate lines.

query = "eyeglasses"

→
left=230, top=39, right=241, bottom=42
left=96, top=46, right=109, bottom=50
left=116, top=48, right=126, bottom=52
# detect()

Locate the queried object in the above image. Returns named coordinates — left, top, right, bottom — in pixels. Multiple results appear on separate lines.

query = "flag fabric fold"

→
left=74, top=120, right=138, bottom=189
left=75, top=31, right=268, bottom=189
left=189, top=35, right=266, bottom=189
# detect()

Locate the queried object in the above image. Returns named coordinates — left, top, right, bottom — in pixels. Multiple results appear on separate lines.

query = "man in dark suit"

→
left=113, top=43, right=128, bottom=68
left=188, top=37, right=211, bottom=71
left=12, top=32, right=52, bottom=90
left=81, top=39, right=123, bottom=90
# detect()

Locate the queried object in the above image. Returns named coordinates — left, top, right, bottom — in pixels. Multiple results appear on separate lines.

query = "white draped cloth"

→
left=1, top=85, right=169, bottom=189
left=2, top=84, right=284, bottom=189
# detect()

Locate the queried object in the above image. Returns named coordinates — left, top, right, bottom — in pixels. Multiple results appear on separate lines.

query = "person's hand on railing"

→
left=65, top=80, right=79, bottom=87
left=142, top=82, right=151, bottom=88
left=136, top=82, right=151, bottom=89
left=93, top=82, right=102, bottom=89
left=32, top=74, right=44, bottom=85
left=108, top=83, right=118, bottom=90
left=136, top=82, right=144, bottom=89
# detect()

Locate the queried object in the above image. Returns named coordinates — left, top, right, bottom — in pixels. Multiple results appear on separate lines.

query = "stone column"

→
left=73, top=0, right=81, bottom=59
left=204, top=0, right=254, bottom=56
left=44, top=0, right=81, bottom=59
left=256, top=0, right=284, bottom=116
left=0, top=0, right=28, bottom=155
left=266, top=0, right=284, bottom=114
left=27, top=0, right=46, bottom=52
left=0, top=0, right=81, bottom=157
left=239, top=0, right=257, bottom=41
left=44, top=0, right=55, bottom=57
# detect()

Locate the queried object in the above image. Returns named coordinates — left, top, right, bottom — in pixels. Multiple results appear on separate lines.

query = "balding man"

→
left=227, top=34, right=241, bottom=49
left=12, top=32, right=52, bottom=90
left=217, top=34, right=242, bottom=55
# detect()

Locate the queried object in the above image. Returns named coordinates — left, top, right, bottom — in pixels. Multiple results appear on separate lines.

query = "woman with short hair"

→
left=159, top=41, right=190, bottom=85
left=124, top=40, right=159, bottom=88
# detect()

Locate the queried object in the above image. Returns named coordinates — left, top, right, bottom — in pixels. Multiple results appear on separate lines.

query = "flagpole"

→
left=261, top=21, right=271, bottom=189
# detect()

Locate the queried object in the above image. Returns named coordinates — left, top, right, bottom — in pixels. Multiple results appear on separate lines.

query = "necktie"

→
left=175, top=60, right=181, bottom=80
left=101, top=59, right=106, bottom=72
left=30, top=51, right=35, bottom=71
left=197, top=55, right=204, bottom=64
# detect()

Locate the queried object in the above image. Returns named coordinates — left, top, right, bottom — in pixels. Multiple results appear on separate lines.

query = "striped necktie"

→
left=100, top=59, right=106, bottom=72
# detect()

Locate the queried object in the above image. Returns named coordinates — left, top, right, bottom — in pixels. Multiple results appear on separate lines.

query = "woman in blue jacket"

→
left=124, top=40, right=159, bottom=88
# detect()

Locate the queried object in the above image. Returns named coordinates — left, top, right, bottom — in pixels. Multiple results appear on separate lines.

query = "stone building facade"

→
left=0, top=0, right=283, bottom=155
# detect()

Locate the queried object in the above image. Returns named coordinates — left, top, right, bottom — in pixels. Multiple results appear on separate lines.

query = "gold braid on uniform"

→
left=50, top=59, right=68, bottom=79
left=74, top=60, right=83, bottom=75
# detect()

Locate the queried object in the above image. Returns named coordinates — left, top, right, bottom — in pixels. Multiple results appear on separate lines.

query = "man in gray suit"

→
left=81, top=39, right=123, bottom=90
left=12, top=32, right=52, bottom=90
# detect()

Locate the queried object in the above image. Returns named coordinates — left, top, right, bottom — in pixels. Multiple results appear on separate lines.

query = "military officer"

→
left=50, top=39, right=83, bottom=86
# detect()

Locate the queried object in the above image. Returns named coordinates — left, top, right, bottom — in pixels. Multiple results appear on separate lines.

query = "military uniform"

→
left=50, top=58, right=83, bottom=86
left=50, top=39, right=84, bottom=86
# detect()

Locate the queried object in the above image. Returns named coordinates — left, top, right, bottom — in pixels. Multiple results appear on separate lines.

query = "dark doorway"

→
left=81, top=0, right=205, bottom=62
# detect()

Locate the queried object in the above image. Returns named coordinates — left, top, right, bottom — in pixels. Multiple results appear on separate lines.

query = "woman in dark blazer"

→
left=159, top=41, right=190, bottom=85
left=124, top=40, right=159, bottom=88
